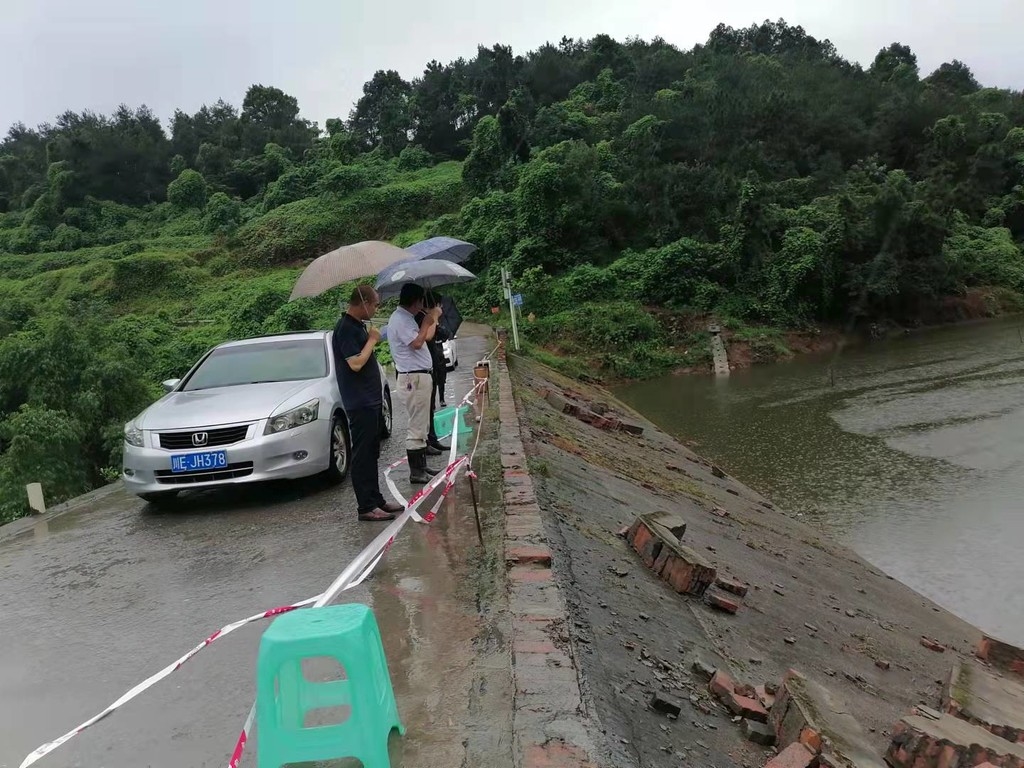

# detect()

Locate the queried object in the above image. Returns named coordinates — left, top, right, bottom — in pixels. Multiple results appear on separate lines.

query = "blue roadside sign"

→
left=512, top=293, right=523, bottom=306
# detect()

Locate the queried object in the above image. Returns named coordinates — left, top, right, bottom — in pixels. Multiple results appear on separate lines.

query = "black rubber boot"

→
left=423, top=454, right=441, bottom=476
left=408, top=450, right=432, bottom=485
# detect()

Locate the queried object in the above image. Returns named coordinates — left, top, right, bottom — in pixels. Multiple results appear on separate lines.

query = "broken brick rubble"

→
left=650, top=691, right=682, bottom=717
left=626, top=514, right=716, bottom=597
left=766, top=742, right=815, bottom=768
left=540, top=387, right=645, bottom=435
left=976, top=634, right=1024, bottom=678
left=709, top=670, right=769, bottom=723
left=887, top=712, right=1024, bottom=768
left=944, top=659, right=1024, bottom=743
left=743, top=718, right=776, bottom=746
left=706, top=591, right=740, bottom=614
left=771, top=669, right=885, bottom=767
left=714, top=574, right=749, bottom=597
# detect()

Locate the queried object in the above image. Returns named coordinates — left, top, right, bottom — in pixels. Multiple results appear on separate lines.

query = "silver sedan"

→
left=121, top=331, right=392, bottom=505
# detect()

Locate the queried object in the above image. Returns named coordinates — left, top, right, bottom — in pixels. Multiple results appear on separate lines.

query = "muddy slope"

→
left=508, top=355, right=978, bottom=768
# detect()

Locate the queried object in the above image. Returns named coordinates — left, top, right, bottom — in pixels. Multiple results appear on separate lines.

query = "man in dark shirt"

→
left=332, top=285, right=403, bottom=522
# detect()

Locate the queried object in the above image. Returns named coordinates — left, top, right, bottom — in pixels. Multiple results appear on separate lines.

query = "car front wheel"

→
left=380, top=390, right=393, bottom=439
left=139, top=491, right=180, bottom=507
left=324, top=415, right=350, bottom=484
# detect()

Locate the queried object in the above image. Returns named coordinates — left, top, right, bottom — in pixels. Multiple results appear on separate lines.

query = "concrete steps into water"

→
left=709, top=324, right=730, bottom=376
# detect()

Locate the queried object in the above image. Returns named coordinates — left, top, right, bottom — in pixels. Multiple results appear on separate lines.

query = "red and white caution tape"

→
left=226, top=455, right=467, bottom=765
left=18, top=599, right=318, bottom=767
left=21, top=370, right=492, bottom=768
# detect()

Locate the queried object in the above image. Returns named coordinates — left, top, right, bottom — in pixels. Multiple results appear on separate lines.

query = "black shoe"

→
left=358, top=508, right=396, bottom=522
left=408, top=450, right=432, bottom=485
left=425, top=444, right=442, bottom=456
left=439, top=400, right=447, bottom=407
left=427, top=438, right=449, bottom=452
left=381, top=500, right=405, bottom=514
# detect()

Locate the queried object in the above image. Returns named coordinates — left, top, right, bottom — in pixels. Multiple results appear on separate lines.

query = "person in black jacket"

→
left=331, top=285, right=404, bottom=521
left=415, top=291, right=450, bottom=456
left=432, top=294, right=450, bottom=407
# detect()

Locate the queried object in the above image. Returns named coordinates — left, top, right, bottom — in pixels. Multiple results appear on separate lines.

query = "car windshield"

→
left=182, top=339, right=327, bottom=391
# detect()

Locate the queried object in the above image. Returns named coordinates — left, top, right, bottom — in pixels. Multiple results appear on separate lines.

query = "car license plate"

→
left=171, top=450, right=228, bottom=473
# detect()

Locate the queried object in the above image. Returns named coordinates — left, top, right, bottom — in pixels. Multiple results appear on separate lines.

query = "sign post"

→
left=501, top=266, right=521, bottom=351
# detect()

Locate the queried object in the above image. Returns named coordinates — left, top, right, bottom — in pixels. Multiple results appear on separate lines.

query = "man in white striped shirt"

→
left=386, top=283, right=443, bottom=484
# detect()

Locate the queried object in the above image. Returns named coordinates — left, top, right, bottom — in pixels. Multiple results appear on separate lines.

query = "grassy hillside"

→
left=0, top=161, right=464, bottom=521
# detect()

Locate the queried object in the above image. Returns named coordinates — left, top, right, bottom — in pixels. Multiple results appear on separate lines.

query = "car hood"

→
left=137, top=380, right=316, bottom=430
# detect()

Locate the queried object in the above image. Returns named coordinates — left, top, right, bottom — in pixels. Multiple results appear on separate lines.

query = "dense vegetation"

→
left=2, top=20, right=1023, bottom=520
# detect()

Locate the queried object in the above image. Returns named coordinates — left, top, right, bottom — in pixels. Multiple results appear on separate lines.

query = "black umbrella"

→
left=437, top=294, right=463, bottom=337
left=404, top=236, right=477, bottom=264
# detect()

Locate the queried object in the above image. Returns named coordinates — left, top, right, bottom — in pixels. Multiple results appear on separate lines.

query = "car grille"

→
left=154, top=462, right=255, bottom=485
left=158, top=425, right=250, bottom=450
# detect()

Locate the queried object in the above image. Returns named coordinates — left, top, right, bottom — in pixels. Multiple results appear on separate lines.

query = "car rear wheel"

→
left=139, top=491, right=179, bottom=507
left=325, top=415, right=350, bottom=484
left=380, top=390, right=393, bottom=439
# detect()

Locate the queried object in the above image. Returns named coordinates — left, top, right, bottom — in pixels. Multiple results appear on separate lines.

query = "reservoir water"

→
left=615, top=317, right=1024, bottom=645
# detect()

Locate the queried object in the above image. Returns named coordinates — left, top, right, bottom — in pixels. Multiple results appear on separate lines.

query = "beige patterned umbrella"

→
left=289, top=240, right=412, bottom=300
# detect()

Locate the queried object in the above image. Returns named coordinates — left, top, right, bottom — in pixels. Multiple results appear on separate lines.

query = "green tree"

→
left=349, top=70, right=414, bottom=155
left=166, top=169, right=208, bottom=209
left=462, top=116, right=506, bottom=195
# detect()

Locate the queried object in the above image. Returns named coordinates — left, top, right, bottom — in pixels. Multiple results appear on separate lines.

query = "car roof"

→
left=216, top=331, right=329, bottom=350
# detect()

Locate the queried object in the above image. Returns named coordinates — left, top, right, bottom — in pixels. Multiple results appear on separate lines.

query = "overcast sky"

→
left=1, top=0, right=1021, bottom=135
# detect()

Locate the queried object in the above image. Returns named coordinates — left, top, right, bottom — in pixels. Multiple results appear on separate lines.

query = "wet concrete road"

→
left=0, top=331, right=512, bottom=768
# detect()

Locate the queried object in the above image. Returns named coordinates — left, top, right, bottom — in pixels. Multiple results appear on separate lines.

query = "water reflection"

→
left=615, top=317, right=1024, bottom=644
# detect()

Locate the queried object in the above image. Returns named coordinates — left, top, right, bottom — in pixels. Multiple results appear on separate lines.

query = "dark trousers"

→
left=348, top=405, right=385, bottom=513
left=434, top=362, right=447, bottom=403
left=428, top=377, right=439, bottom=443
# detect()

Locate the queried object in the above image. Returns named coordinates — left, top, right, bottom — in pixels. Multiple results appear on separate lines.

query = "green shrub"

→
left=525, top=300, right=680, bottom=378
left=106, top=252, right=196, bottom=302
left=237, top=163, right=463, bottom=267
left=0, top=406, right=88, bottom=522
left=167, top=169, right=209, bottom=209
left=204, top=192, right=242, bottom=234
left=227, top=284, right=290, bottom=338
left=45, top=224, right=86, bottom=252
left=397, top=145, right=434, bottom=171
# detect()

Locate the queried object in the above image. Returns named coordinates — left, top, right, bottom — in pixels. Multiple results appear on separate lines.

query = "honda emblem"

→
left=192, top=432, right=209, bottom=447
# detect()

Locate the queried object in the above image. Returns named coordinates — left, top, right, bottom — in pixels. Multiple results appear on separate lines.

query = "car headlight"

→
left=264, top=399, right=320, bottom=435
left=124, top=422, right=144, bottom=448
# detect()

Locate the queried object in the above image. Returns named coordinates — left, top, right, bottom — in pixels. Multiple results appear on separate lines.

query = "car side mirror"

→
left=162, top=378, right=181, bottom=393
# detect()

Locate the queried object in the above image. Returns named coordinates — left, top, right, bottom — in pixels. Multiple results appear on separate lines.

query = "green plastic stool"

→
left=256, top=603, right=404, bottom=768
left=433, top=405, right=473, bottom=441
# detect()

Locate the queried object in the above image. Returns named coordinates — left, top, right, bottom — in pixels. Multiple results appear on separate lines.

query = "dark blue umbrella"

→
left=374, top=258, right=477, bottom=300
left=404, top=236, right=477, bottom=264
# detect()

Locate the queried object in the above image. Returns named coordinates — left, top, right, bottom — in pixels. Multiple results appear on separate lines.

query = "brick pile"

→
left=884, top=637, right=1024, bottom=768
left=742, top=654, right=1024, bottom=768
left=540, top=388, right=644, bottom=435
left=765, top=669, right=885, bottom=768
left=886, top=712, right=1024, bottom=768
left=977, top=633, right=1024, bottom=677
left=943, top=660, right=1024, bottom=744
left=625, top=513, right=747, bottom=612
